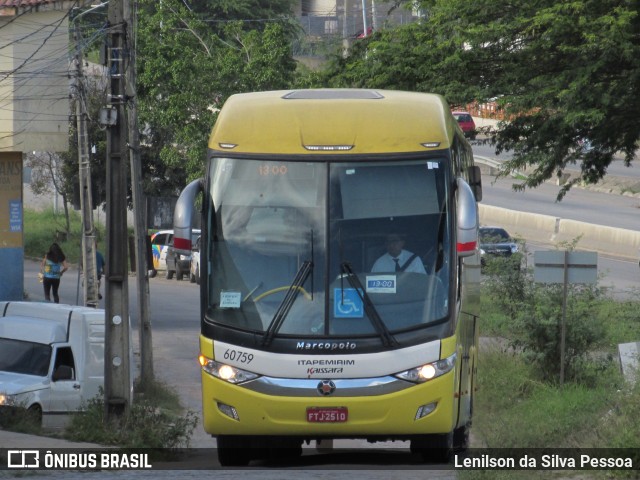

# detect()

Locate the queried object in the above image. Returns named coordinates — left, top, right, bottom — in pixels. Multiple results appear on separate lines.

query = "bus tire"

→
left=217, top=436, right=251, bottom=466
left=410, top=432, right=453, bottom=463
left=267, top=437, right=303, bottom=464
left=453, top=423, right=470, bottom=451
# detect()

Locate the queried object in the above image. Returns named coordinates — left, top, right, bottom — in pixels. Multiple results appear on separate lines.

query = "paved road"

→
left=480, top=172, right=640, bottom=232
left=473, top=143, right=640, bottom=181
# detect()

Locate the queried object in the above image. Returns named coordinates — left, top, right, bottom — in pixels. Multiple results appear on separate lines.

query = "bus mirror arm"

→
left=467, top=165, right=482, bottom=202
left=173, top=178, right=204, bottom=254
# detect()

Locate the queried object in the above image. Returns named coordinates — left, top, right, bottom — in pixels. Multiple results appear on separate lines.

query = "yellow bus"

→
left=173, top=89, right=482, bottom=465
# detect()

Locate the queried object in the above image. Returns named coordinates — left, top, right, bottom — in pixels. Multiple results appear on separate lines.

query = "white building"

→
left=0, top=0, right=76, bottom=300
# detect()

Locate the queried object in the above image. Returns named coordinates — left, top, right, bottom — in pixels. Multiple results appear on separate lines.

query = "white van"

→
left=0, top=302, right=107, bottom=429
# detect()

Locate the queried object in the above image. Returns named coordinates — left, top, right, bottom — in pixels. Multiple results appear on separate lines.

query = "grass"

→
left=473, top=349, right=622, bottom=449
left=460, top=347, right=640, bottom=480
left=24, top=207, right=103, bottom=264
left=463, top=262, right=640, bottom=479
left=65, top=382, right=198, bottom=450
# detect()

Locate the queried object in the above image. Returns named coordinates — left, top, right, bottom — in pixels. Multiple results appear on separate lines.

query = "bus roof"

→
left=208, top=89, right=460, bottom=155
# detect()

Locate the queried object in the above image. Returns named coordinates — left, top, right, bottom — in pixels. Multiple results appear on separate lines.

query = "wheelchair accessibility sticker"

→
left=334, top=288, right=364, bottom=318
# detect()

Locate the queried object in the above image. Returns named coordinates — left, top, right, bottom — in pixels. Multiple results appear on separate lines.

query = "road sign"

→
left=534, top=251, right=597, bottom=285
left=533, top=250, right=598, bottom=386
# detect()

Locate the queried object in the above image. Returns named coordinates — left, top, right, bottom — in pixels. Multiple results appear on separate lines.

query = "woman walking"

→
left=41, top=243, right=69, bottom=303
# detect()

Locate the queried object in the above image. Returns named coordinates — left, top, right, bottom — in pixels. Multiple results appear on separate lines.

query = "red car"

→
left=452, top=111, right=476, bottom=140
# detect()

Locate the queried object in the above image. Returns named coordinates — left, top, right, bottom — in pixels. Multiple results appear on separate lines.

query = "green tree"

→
left=319, top=0, right=640, bottom=199
left=136, top=0, right=299, bottom=187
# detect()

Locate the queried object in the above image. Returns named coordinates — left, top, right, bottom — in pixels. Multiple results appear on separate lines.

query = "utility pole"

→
left=105, top=0, right=131, bottom=420
left=73, top=21, right=99, bottom=308
left=124, top=0, right=154, bottom=387
left=371, top=0, right=377, bottom=31
left=361, top=0, right=368, bottom=37
left=341, top=0, right=353, bottom=58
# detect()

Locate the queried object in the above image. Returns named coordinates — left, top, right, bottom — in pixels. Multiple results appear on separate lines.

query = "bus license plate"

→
left=306, top=407, right=348, bottom=423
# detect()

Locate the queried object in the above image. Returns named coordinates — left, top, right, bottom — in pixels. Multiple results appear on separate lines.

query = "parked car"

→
left=452, top=111, right=476, bottom=140
left=165, top=229, right=201, bottom=281
left=479, top=226, right=519, bottom=266
left=190, top=235, right=201, bottom=285
left=0, top=302, right=105, bottom=429
left=150, top=229, right=173, bottom=275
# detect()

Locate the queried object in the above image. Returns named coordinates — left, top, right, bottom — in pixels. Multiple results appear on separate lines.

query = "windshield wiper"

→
left=262, top=260, right=313, bottom=346
left=340, top=262, right=398, bottom=348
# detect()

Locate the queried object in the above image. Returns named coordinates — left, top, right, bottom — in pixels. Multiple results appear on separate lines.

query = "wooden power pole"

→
left=73, top=23, right=99, bottom=308
left=104, top=0, right=131, bottom=420
left=125, top=0, right=154, bottom=386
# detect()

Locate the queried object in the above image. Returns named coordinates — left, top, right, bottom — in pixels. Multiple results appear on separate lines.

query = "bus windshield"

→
left=206, top=157, right=451, bottom=338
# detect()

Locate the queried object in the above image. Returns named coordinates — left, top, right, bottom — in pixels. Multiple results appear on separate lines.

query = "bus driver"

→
left=371, top=234, right=426, bottom=274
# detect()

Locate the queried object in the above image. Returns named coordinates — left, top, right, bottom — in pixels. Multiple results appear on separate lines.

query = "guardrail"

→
left=474, top=155, right=524, bottom=178
left=479, top=203, right=640, bottom=261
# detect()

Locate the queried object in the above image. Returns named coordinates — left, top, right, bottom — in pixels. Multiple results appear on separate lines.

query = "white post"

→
left=361, top=0, right=368, bottom=37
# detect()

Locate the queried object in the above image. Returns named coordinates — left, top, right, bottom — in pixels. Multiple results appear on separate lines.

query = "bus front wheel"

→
left=267, top=437, right=303, bottom=464
left=410, top=432, right=453, bottom=464
left=217, top=435, right=251, bottom=467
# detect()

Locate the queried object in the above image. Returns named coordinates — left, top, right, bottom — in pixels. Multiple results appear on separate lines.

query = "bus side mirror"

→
left=456, top=177, right=479, bottom=258
left=173, top=178, right=204, bottom=255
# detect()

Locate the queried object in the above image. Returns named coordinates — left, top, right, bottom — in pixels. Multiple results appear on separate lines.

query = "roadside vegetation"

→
left=24, top=207, right=90, bottom=264
left=0, top=380, right=197, bottom=450
left=65, top=381, right=198, bottom=450
left=463, top=246, right=640, bottom=479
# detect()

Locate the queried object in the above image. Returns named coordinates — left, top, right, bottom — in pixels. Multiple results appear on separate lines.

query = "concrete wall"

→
left=0, top=153, right=24, bottom=300
left=0, top=10, right=70, bottom=152
left=480, top=204, right=640, bottom=260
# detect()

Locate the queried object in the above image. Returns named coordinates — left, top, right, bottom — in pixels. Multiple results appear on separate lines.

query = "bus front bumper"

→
left=201, top=371, right=457, bottom=438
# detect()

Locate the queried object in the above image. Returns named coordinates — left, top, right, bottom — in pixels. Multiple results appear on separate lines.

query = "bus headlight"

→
left=394, top=353, right=457, bottom=383
left=198, top=355, right=259, bottom=384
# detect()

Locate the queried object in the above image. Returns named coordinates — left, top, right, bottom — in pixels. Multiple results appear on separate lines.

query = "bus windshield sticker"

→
left=220, top=291, right=242, bottom=309
left=365, top=275, right=396, bottom=294
left=334, top=288, right=364, bottom=318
